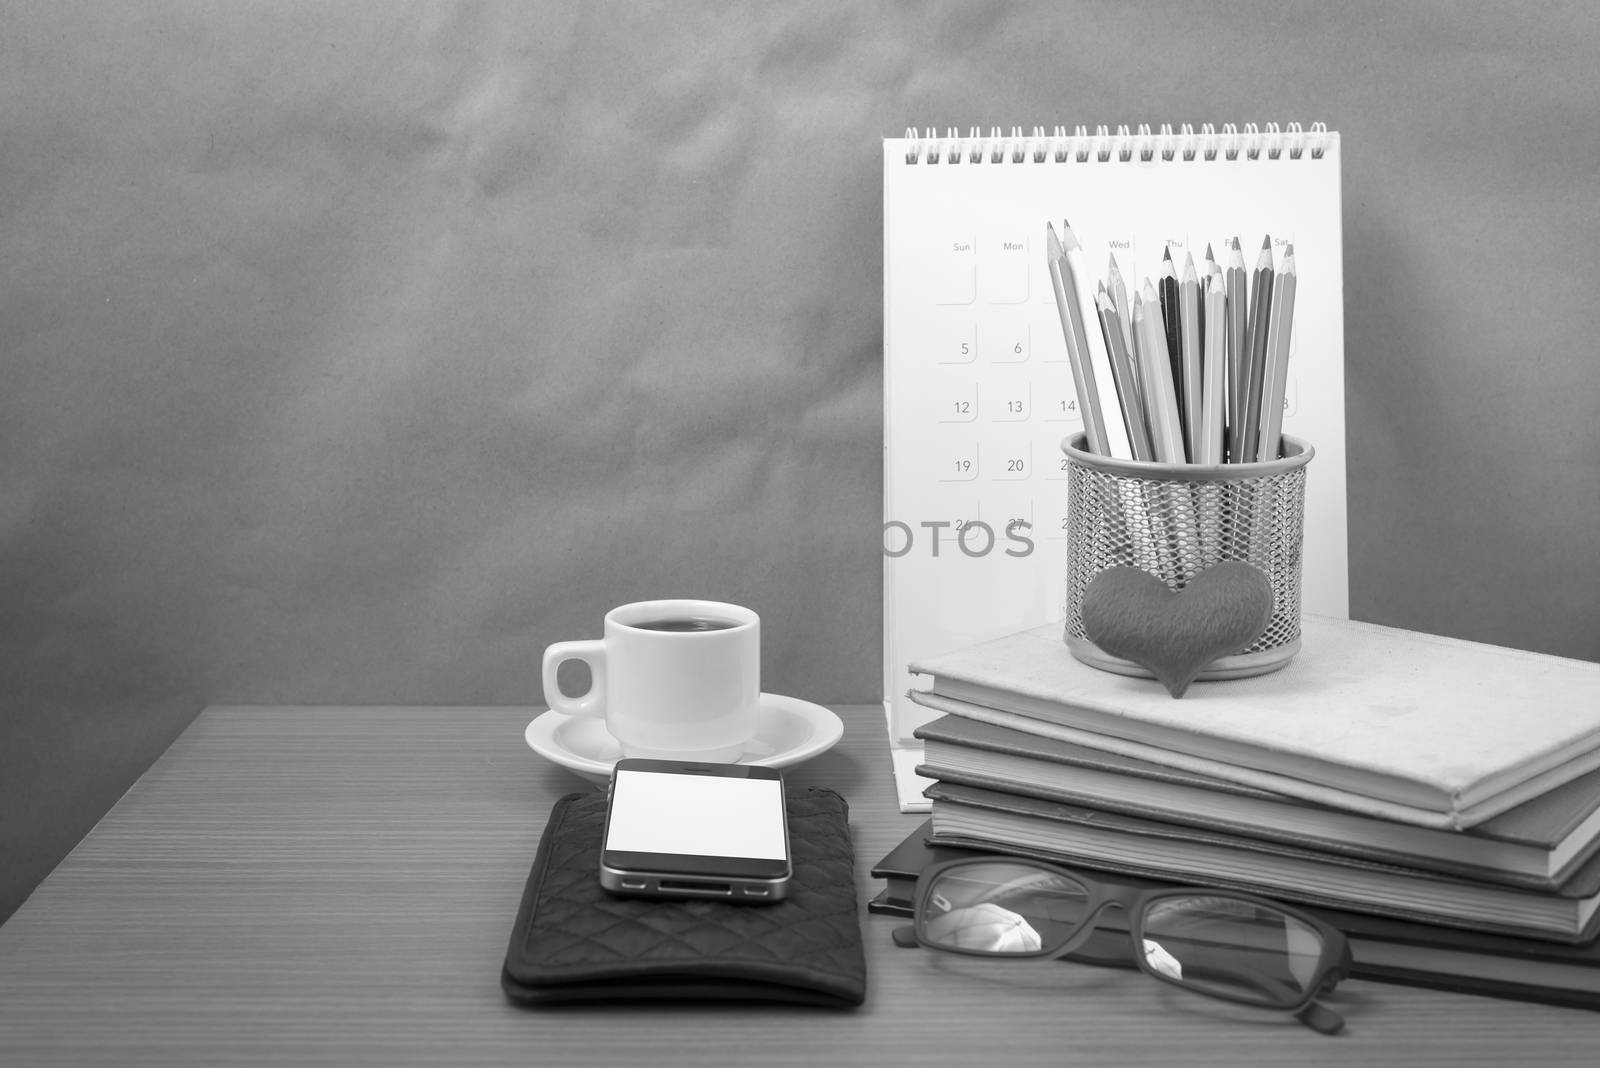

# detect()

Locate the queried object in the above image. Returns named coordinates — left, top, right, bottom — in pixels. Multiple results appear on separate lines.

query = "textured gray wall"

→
left=3, top=1, right=1597, bottom=923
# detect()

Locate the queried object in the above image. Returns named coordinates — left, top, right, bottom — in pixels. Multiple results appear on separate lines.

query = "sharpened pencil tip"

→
left=1163, top=246, right=1174, bottom=262
left=1261, top=235, right=1272, bottom=249
left=1205, top=242, right=1215, bottom=260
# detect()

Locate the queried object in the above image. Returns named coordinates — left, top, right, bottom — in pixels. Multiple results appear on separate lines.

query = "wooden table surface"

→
left=3, top=705, right=1599, bottom=1066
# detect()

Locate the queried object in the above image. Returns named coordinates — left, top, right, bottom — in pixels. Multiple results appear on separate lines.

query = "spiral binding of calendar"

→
left=901, top=122, right=1332, bottom=165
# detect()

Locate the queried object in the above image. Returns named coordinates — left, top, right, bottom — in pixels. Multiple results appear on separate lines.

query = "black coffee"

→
left=632, top=617, right=737, bottom=632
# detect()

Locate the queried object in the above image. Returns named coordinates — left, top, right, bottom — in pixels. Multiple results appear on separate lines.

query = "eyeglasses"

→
left=893, top=857, right=1352, bottom=1035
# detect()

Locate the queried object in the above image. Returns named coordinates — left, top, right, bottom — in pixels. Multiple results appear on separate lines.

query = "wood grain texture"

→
left=2, top=706, right=1599, bottom=1066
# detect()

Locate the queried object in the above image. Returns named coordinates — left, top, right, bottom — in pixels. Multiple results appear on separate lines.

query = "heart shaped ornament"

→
left=1081, top=561, right=1275, bottom=698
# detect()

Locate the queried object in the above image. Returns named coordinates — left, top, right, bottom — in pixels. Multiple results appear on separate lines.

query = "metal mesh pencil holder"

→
left=1060, top=431, right=1314, bottom=681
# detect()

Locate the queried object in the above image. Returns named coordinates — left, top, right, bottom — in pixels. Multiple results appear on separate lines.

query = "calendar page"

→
left=882, top=125, right=1347, bottom=810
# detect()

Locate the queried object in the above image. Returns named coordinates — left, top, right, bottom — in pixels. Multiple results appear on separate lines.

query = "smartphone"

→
left=599, top=758, right=791, bottom=903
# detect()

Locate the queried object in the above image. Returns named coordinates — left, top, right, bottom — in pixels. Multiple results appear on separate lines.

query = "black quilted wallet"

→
left=501, top=786, right=866, bottom=1007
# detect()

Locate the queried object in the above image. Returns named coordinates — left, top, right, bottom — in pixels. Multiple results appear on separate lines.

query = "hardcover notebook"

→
left=882, top=123, right=1348, bottom=810
left=907, top=615, right=1600, bottom=829
left=923, top=781, right=1600, bottom=943
left=913, top=713, right=1600, bottom=888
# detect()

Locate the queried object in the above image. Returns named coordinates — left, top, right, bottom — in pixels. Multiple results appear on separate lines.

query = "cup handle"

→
left=541, top=640, right=606, bottom=718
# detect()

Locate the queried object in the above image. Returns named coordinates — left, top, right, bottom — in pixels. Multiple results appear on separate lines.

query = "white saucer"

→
left=525, top=693, right=844, bottom=783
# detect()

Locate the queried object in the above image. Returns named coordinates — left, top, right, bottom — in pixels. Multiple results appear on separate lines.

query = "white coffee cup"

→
left=540, top=599, right=761, bottom=762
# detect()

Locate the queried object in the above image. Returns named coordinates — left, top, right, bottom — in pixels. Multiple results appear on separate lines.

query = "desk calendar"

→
left=882, top=124, right=1348, bottom=811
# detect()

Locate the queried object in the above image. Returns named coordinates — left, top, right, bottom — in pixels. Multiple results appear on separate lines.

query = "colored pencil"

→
left=1134, top=284, right=1185, bottom=463
left=1158, top=247, right=1183, bottom=431
left=1096, top=286, right=1155, bottom=462
left=1062, top=220, right=1132, bottom=459
left=1106, top=252, right=1135, bottom=372
left=1235, top=236, right=1276, bottom=462
left=1179, top=253, right=1203, bottom=461
left=1045, top=222, right=1108, bottom=455
left=1256, top=244, right=1298, bottom=461
left=1198, top=270, right=1228, bottom=465
left=1225, top=237, right=1249, bottom=461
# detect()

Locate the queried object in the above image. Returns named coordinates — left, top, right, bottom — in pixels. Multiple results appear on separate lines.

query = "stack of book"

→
left=882, top=615, right=1600, bottom=1009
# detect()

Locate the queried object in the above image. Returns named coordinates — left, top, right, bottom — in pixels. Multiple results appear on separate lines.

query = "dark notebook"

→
left=502, top=787, right=866, bottom=1008
left=925, top=781, right=1600, bottom=942
left=867, top=818, right=962, bottom=916
left=869, top=823, right=1600, bottom=1010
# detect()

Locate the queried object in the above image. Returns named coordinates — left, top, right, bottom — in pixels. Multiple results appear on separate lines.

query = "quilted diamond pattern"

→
left=502, top=788, right=866, bottom=1007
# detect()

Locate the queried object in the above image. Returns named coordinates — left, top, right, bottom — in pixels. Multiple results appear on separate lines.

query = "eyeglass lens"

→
left=1139, top=895, right=1325, bottom=1007
left=921, top=862, right=1091, bottom=953
left=920, top=863, right=1327, bottom=1010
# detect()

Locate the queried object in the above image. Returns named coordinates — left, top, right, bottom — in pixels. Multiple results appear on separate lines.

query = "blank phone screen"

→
left=606, top=769, right=787, bottom=860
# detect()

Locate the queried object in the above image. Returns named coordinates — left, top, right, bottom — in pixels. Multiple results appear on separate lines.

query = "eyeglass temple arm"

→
left=1296, top=1000, right=1345, bottom=1035
left=1294, top=942, right=1354, bottom=1035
